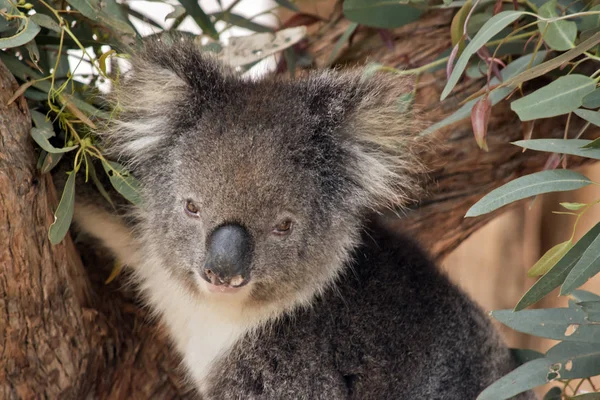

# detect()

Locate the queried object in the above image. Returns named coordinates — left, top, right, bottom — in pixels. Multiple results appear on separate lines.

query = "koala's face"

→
left=109, top=39, right=417, bottom=310
left=140, top=87, right=363, bottom=308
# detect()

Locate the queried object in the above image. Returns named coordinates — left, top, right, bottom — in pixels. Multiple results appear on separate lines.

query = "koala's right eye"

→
left=185, top=200, right=200, bottom=217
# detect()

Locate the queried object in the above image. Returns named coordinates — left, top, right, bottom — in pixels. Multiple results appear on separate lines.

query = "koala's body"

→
left=72, top=39, right=534, bottom=399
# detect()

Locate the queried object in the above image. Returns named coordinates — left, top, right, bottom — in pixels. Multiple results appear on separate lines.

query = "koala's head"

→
left=104, top=39, right=422, bottom=312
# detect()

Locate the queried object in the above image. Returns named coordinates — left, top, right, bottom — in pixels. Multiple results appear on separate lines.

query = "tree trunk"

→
left=0, top=6, right=598, bottom=399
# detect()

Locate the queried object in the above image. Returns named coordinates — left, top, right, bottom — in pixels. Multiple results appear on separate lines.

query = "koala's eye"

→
left=185, top=200, right=200, bottom=217
left=273, top=219, right=293, bottom=236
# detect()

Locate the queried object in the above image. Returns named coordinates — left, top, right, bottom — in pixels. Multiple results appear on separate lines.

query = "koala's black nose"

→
left=202, top=224, right=252, bottom=287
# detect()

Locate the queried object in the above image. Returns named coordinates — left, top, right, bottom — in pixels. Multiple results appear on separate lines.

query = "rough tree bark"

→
left=1, top=6, right=598, bottom=400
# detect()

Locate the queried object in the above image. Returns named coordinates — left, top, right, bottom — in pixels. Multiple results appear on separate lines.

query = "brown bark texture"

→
left=1, top=6, right=598, bottom=400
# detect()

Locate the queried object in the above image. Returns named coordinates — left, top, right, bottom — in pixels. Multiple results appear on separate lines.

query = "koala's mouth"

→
left=204, top=280, right=246, bottom=294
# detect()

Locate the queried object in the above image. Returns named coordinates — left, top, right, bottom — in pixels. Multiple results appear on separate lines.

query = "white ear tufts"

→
left=347, top=72, right=427, bottom=210
left=99, top=64, right=187, bottom=166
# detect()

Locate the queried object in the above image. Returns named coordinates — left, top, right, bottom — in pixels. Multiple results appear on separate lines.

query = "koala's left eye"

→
left=273, top=219, right=293, bottom=236
left=185, top=200, right=200, bottom=217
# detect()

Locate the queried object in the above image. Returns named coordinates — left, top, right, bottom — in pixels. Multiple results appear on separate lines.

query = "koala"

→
left=69, top=39, right=535, bottom=399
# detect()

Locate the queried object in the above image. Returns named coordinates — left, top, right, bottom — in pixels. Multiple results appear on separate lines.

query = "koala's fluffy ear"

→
left=335, top=71, right=426, bottom=210
left=103, top=39, right=231, bottom=165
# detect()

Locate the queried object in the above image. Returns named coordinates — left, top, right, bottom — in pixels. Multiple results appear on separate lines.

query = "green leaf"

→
left=582, top=89, right=600, bottom=109
left=30, top=13, right=61, bottom=33
left=579, top=5, right=600, bottom=31
left=515, top=223, right=600, bottom=311
left=40, top=152, right=64, bottom=174
left=326, top=22, right=358, bottom=67
left=537, top=0, right=576, bottom=51
left=583, top=138, right=600, bottom=149
left=441, top=11, right=525, bottom=100
left=30, top=110, right=54, bottom=138
left=575, top=108, right=600, bottom=127
left=578, top=301, right=600, bottom=322
left=212, top=12, right=273, bottom=33
left=513, top=139, right=600, bottom=160
left=48, top=171, right=76, bottom=245
left=0, top=18, right=40, bottom=49
left=466, top=170, right=592, bottom=217
left=31, top=128, right=78, bottom=154
left=495, top=32, right=600, bottom=92
left=542, top=386, right=562, bottom=400
left=561, top=231, right=600, bottom=295
left=476, top=358, right=554, bottom=400
left=86, top=154, right=114, bottom=208
left=560, top=202, right=587, bottom=210
left=511, top=348, right=545, bottom=365
left=511, top=75, right=596, bottom=121
left=65, top=0, right=135, bottom=35
left=101, top=160, right=142, bottom=205
left=178, top=0, right=218, bottom=39
left=494, top=307, right=600, bottom=343
left=545, top=341, right=600, bottom=379
left=274, top=0, right=299, bottom=11
left=527, top=240, right=574, bottom=277
left=572, top=290, right=600, bottom=302
left=421, top=51, right=547, bottom=135
left=165, top=5, right=186, bottom=21
left=571, top=393, right=600, bottom=400
left=343, top=0, right=423, bottom=29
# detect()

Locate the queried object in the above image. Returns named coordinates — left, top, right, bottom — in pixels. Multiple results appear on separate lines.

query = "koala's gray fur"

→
left=67, top=38, right=536, bottom=399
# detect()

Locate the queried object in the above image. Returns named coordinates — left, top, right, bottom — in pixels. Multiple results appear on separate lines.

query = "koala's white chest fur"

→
left=138, top=254, right=256, bottom=392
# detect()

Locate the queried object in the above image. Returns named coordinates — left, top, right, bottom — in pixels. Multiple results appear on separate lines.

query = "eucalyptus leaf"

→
left=30, top=13, right=61, bottom=33
left=575, top=109, right=600, bottom=127
left=578, top=301, right=600, bottom=322
left=511, top=75, right=596, bottom=121
left=422, top=51, right=547, bottom=135
left=40, top=152, right=63, bottom=174
left=48, top=171, right=76, bottom=245
left=511, top=348, right=545, bottom=365
left=343, top=0, right=423, bottom=29
left=102, top=160, right=142, bottom=205
left=571, top=393, right=600, bottom=400
left=466, top=170, right=592, bottom=217
left=527, top=240, right=574, bottom=277
left=560, top=202, right=587, bottom=210
left=579, top=5, right=600, bottom=32
left=30, top=110, right=54, bottom=138
left=583, top=138, right=600, bottom=149
left=545, top=341, right=600, bottom=379
left=537, top=0, right=576, bottom=51
left=165, top=5, right=186, bottom=21
left=515, top=223, right=600, bottom=311
left=178, top=0, right=218, bottom=39
left=561, top=232, right=600, bottom=295
left=513, top=139, right=600, bottom=160
left=441, top=11, right=525, bottom=100
left=66, top=0, right=135, bottom=35
left=86, top=154, right=114, bottom=208
left=0, top=18, right=40, bottom=49
left=572, top=290, right=600, bottom=302
left=326, top=22, right=358, bottom=67
left=212, top=11, right=272, bottom=33
left=542, top=386, right=562, bottom=400
left=492, top=307, right=600, bottom=342
left=274, top=0, right=299, bottom=11
left=495, top=32, right=600, bottom=91
left=476, top=358, right=554, bottom=400
left=31, top=128, right=78, bottom=154
left=582, top=89, right=600, bottom=109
